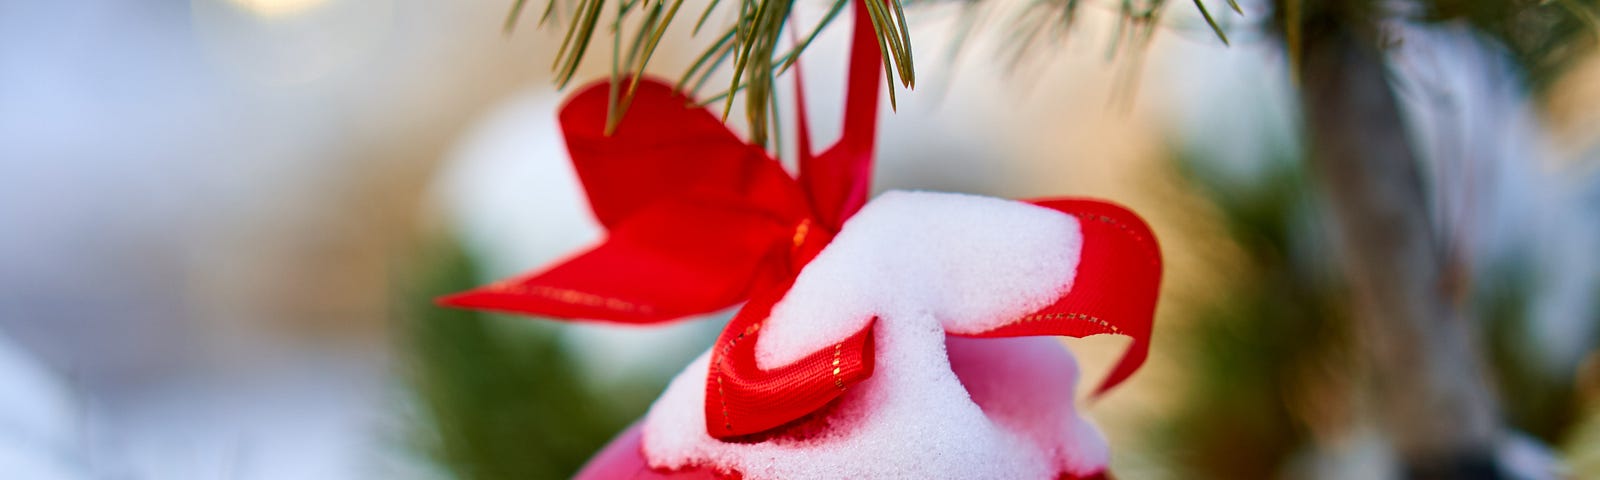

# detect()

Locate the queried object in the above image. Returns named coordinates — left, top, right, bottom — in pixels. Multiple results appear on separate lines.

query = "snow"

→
left=758, top=190, right=1082, bottom=368
left=0, top=336, right=88, bottom=479
left=639, top=191, right=1106, bottom=479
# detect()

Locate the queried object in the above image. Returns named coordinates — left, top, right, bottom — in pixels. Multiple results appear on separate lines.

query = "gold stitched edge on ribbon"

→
left=831, top=343, right=845, bottom=390
left=1083, top=213, right=1160, bottom=267
left=714, top=322, right=849, bottom=433
left=1012, top=312, right=1124, bottom=335
left=713, top=321, right=763, bottom=432
left=499, top=285, right=657, bottom=315
left=716, top=331, right=741, bottom=432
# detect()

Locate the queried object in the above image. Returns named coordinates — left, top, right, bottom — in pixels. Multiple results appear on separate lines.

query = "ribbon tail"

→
left=838, top=0, right=884, bottom=155
left=949, top=198, right=1162, bottom=396
left=438, top=200, right=797, bottom=324
left=799, top=0, right=883, bottom=232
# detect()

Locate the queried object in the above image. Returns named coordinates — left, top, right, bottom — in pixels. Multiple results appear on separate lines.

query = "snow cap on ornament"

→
left=438, top=2, right=1161, bottom=478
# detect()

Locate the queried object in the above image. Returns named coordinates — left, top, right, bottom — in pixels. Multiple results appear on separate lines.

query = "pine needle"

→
left=554, top=0, right=608, bottom=88
left=625, top=0, right=684, bottom=99
left=506, top=0, right=531, bottom=33
left=694, top=0, right=724, bottom=34
left=1190, top=0, right=1230, bottom=46
left=606, top=0, right=627, bottom=134
left=539, top=0, right=560, bottom=27
left=767, top=66, right=785, bottom=151
left=552, top=0, right=587, bottom=73
left=888, top=0, right=916, bottom=86
left=720, top=0, right=775, bottom=123
left=776, top=0, right=848, bottom=74
left=862, top=0, right=903, bottom=109
left=679, top=26, right=739, bottom=91
left=1105, top=0, right=1129, bottom=60
left=696, top=82, right=747, bottom=107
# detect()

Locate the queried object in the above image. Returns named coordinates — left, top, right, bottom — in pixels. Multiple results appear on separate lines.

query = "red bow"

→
left=439, top=0, right=1161, bottom=441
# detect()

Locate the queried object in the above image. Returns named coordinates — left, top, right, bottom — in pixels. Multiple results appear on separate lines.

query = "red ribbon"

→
left=439, top=0, right=1161, bottom=441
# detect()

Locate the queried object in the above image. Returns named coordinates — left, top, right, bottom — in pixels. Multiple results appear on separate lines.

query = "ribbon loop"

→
left=704, top=283, right=876, bottom=439
left=439, top=78, right=816, bottom=323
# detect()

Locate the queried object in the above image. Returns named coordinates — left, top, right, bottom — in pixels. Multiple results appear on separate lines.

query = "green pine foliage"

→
left=505, top=0, right=1240, bottom=148
left=1156, top=149, right=1357, bottom=478
left=1163, top=145, right=1600, bottom=475
left=1426, top=0, right=1600, bottom=91
left=509, top=0, right=916, bottom=147
left=1273, top=0, right=1598, bottom=93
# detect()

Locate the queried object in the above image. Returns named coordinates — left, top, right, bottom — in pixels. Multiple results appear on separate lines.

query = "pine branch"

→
left=502, top=0, right=1246, bottom=144
left=507, top=0, right=916, bottom=147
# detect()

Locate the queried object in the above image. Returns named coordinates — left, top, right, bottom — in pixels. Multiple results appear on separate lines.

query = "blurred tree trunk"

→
left=1293, top=8, right=1503, bottom=479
